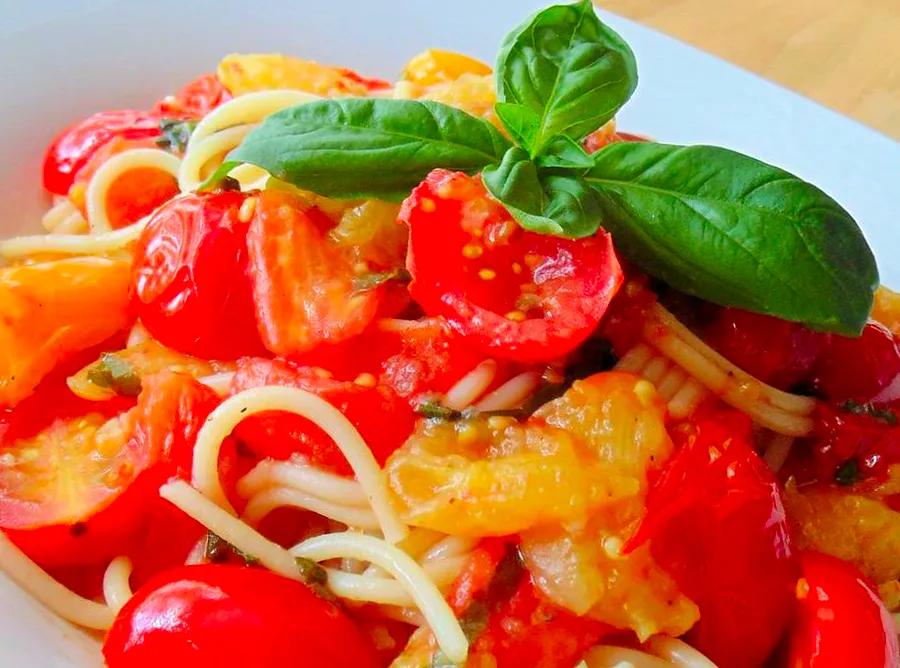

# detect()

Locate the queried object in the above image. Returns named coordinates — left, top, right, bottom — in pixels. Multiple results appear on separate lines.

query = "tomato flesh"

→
left=629, top=410, right=798, bottom=668
left=229, top=357, right=415, bottom=475
left=132, top=191, right=265, bottom=360
left=155, top=73, right=231, bottom=118
left=403, top=169, right=622, bottom=363
left=42, top=110, right=163, bottom=195
left=788, top=551, right=899, bottom=668
left=103, top=564, right=379, bottom=668
left=812, top=321, right=900, bottom=402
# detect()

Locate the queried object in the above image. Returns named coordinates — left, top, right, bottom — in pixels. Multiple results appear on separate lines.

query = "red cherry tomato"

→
left=132, top=191, right=265, bottom=360
left=788, top=551, right=899, bottom=668
left=228, top=357, right=415, bottom=475
left=629, top=410, right=799, bottom=668
left=42, top=110, right=163, bottom=195
left=102, top=564, right=379, bottom=668
left=247, top=191, right=381, bottom=356
left=1, top=372, right=219, bottom=569
left=403, top=170, right=623, bottom=363
left=155, top=73, right=231, bottom=118
left=812, top=321, right=900, bottom=402
left=704, top=307, right=826, bottom=390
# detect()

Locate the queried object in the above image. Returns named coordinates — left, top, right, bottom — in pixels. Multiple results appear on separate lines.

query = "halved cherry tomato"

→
left=229, top=357, right=415, bottom=475
left=155, top=73, right=231, bottom=118
left=403, top=170, right=623, bottom=362
left=104, top=167, right=180, bottom=230
left=788, top=551, right=899, bottom=668
left=812, top=321, right=900, bottom=402
left=1, top=372, right=220, bottom=569
left=704, top=307, right=826, bottom=390
left=247, top=191, right=382, bottom=356
left=103, top=564, right=379, bottom=668
left=132, top=191, right=265, bottom=360
left=42, top=110, right=163, bottom=195
left=629, top=410, right=798, bottom=668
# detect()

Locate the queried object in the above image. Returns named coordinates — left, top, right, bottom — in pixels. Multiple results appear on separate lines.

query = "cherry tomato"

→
left=704, top=307, right=826, bottom=390
left=229, top=357, right=415, bottom=475
left=103, top=564, right=379, bottom=668
left=812, top=321, right=900, bottom=402
left=132, top=191, right=265, bottom=360
left=102, top=167, right=180, bottom=230
left=247, top=191, right=381, bottom=356
left=629, top=410, right=798, bottom=668
left=1, top=372, right=220, bottom=569
left=337, top=68, right=391, bottom=92
left=42, top=110, right=163, bottom=195
left=403, top=170, right=623, bottom=363
left=446, top=537, right=512, bottom=614
left=788, top=551, right=899, bottom=668
left=155, top=73, right=231, bottom=118
left=583, top=127, right=646, bottom=153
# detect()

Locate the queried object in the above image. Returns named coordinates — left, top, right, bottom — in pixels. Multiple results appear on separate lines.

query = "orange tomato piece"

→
left=103, top=167, right=180, bottom=230
left=247, top=191, right=380, bottom=356
left=0, top=257, right=132, bottom=407
left=401, top=49, right=491, bottom=86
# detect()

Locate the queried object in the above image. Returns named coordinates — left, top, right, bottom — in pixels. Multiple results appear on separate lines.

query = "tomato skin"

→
left=2, top=372, right=220, bottom=570
left=403, top=170, right=623, bottom=363
left=155, top=73, right=231, bottom=118
left=788, top=552, right=899, bottom=668
left=42, top=110, right=163, bottom=195
left=132, top=191, right=265, bottom=360
left=705, top=307, right=826, bottom=390
left=229, top=357, right=415, bottom=475
left=812, top=322, right=900, bottom=402
left=630, top=410, right=798, bottom=668
left=102, top=564, right=379, bottom=668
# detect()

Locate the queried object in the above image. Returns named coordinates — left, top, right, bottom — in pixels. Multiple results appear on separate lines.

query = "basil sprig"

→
left=226, top=0, right=878, bottom=334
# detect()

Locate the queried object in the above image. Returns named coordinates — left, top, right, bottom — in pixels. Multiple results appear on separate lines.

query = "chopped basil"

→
left=294, top=557, right=335, bottom=600
left=205, top=531, right=259, bottom=566
left=840, top=400, right=898, bottom=425
left=157, top=118, right=198, bottom=153
left=834, top=459, right=860, bottom=486
left=351, top=267, right=412, bottom=293
left=86, top=353, right=141, bottom=397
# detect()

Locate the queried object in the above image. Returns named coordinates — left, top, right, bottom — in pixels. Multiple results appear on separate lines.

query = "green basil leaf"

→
left=585, top=142, right=878, bottom=334
left=230, top=98, right=511, bottom=201
left=157, top=118, right=197, bottom=153
left=196, top=160, right=241, bottom=193
left=496, top=0, right=637, bottom=153
left=483, top=147, right=601, bottom=238
left=534, top=135, right=593, bottom=169
left=86, top=353, right=141, bottom=397
left=493, top=102, right=541, bottom=148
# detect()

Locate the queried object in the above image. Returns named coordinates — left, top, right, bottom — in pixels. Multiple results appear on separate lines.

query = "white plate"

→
left=0, top=1, right=898, bottom=665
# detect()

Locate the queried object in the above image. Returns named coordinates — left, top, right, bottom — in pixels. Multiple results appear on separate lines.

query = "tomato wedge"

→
left=403, top=170, right=622, bottom=362
left=103, top=564, right=379, bottom=668
left=155, top=73, right=231, bottom=118
left=132, top=191, right=265, bottom=360
left=229, top=357, right=415, bottom=475
left=1, top=372, right=219, bottom=569
left=788, top=551, right=899, bottom=668
left=812, top=321, right=900, bottom=402
left=247, top=191, right=381, bottom=356
left=42, top=110, right=163, bottom=195
left=628, top=410, right=798, bottom=668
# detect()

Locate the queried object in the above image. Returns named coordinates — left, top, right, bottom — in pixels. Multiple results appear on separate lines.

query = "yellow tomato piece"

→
left=872, top=285, right=900, bottom=335
left=535, top=372, right=674, bottom=489
left=386, top=416, right=639, bottom=536
left=521, top=523, right=699, bottom=640
left=784, top=472, right=900, bottom=584
left=0, top=257, right=132, bottom=407
left=67, top=339, right=225, bottom=402
left=217, top=53, right=372, bottom=97
left=327, top=200, right=406, bottom=270
left=402, top=49, right=491, bottom=86
left=397, top=74, right=499, bottom=127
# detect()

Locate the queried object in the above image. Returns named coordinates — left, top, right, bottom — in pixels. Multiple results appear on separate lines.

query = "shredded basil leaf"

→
left=840, top=400, right=898, bottom=425
left=351, top=267, right=412, bottom=293
left=834, top=459, right=860, bottom=486
left=86, top=353, right=141, bottom=397
left=205, top=531, right=259, bottom=566
left=157, top=118, right=198, bottom=153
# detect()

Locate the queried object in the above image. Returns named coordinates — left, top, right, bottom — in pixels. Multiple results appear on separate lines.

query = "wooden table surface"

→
left=601, top=0, right=900, bottom=140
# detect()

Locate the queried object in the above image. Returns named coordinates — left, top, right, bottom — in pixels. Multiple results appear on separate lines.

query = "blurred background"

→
left=603, top=0, right=900, bottom=139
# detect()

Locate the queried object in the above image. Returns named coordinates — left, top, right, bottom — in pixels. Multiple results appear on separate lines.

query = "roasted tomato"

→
left=704, top=307, right=826, bottom=390
left=788, top=552, right=899, bottom=668
left=247, top=190, right=381, bottom=356
left=0, top=257, right=132, bottom=407
left=403, top=170, right=622, bottom=362
left=103, top=565, right=379, bottom=668
left=630, top=410, right=798, bottom=668
left=155, top=73, right=231, bottom=118
left=812, top=321, right=900, bottom=402
left=1, top=372, right=219, bottom=569
left=132, top=190, right=264, bottom=360
left=229, top=357, right=415, bottom=475
left=42, top=110, right=163, bottom=195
